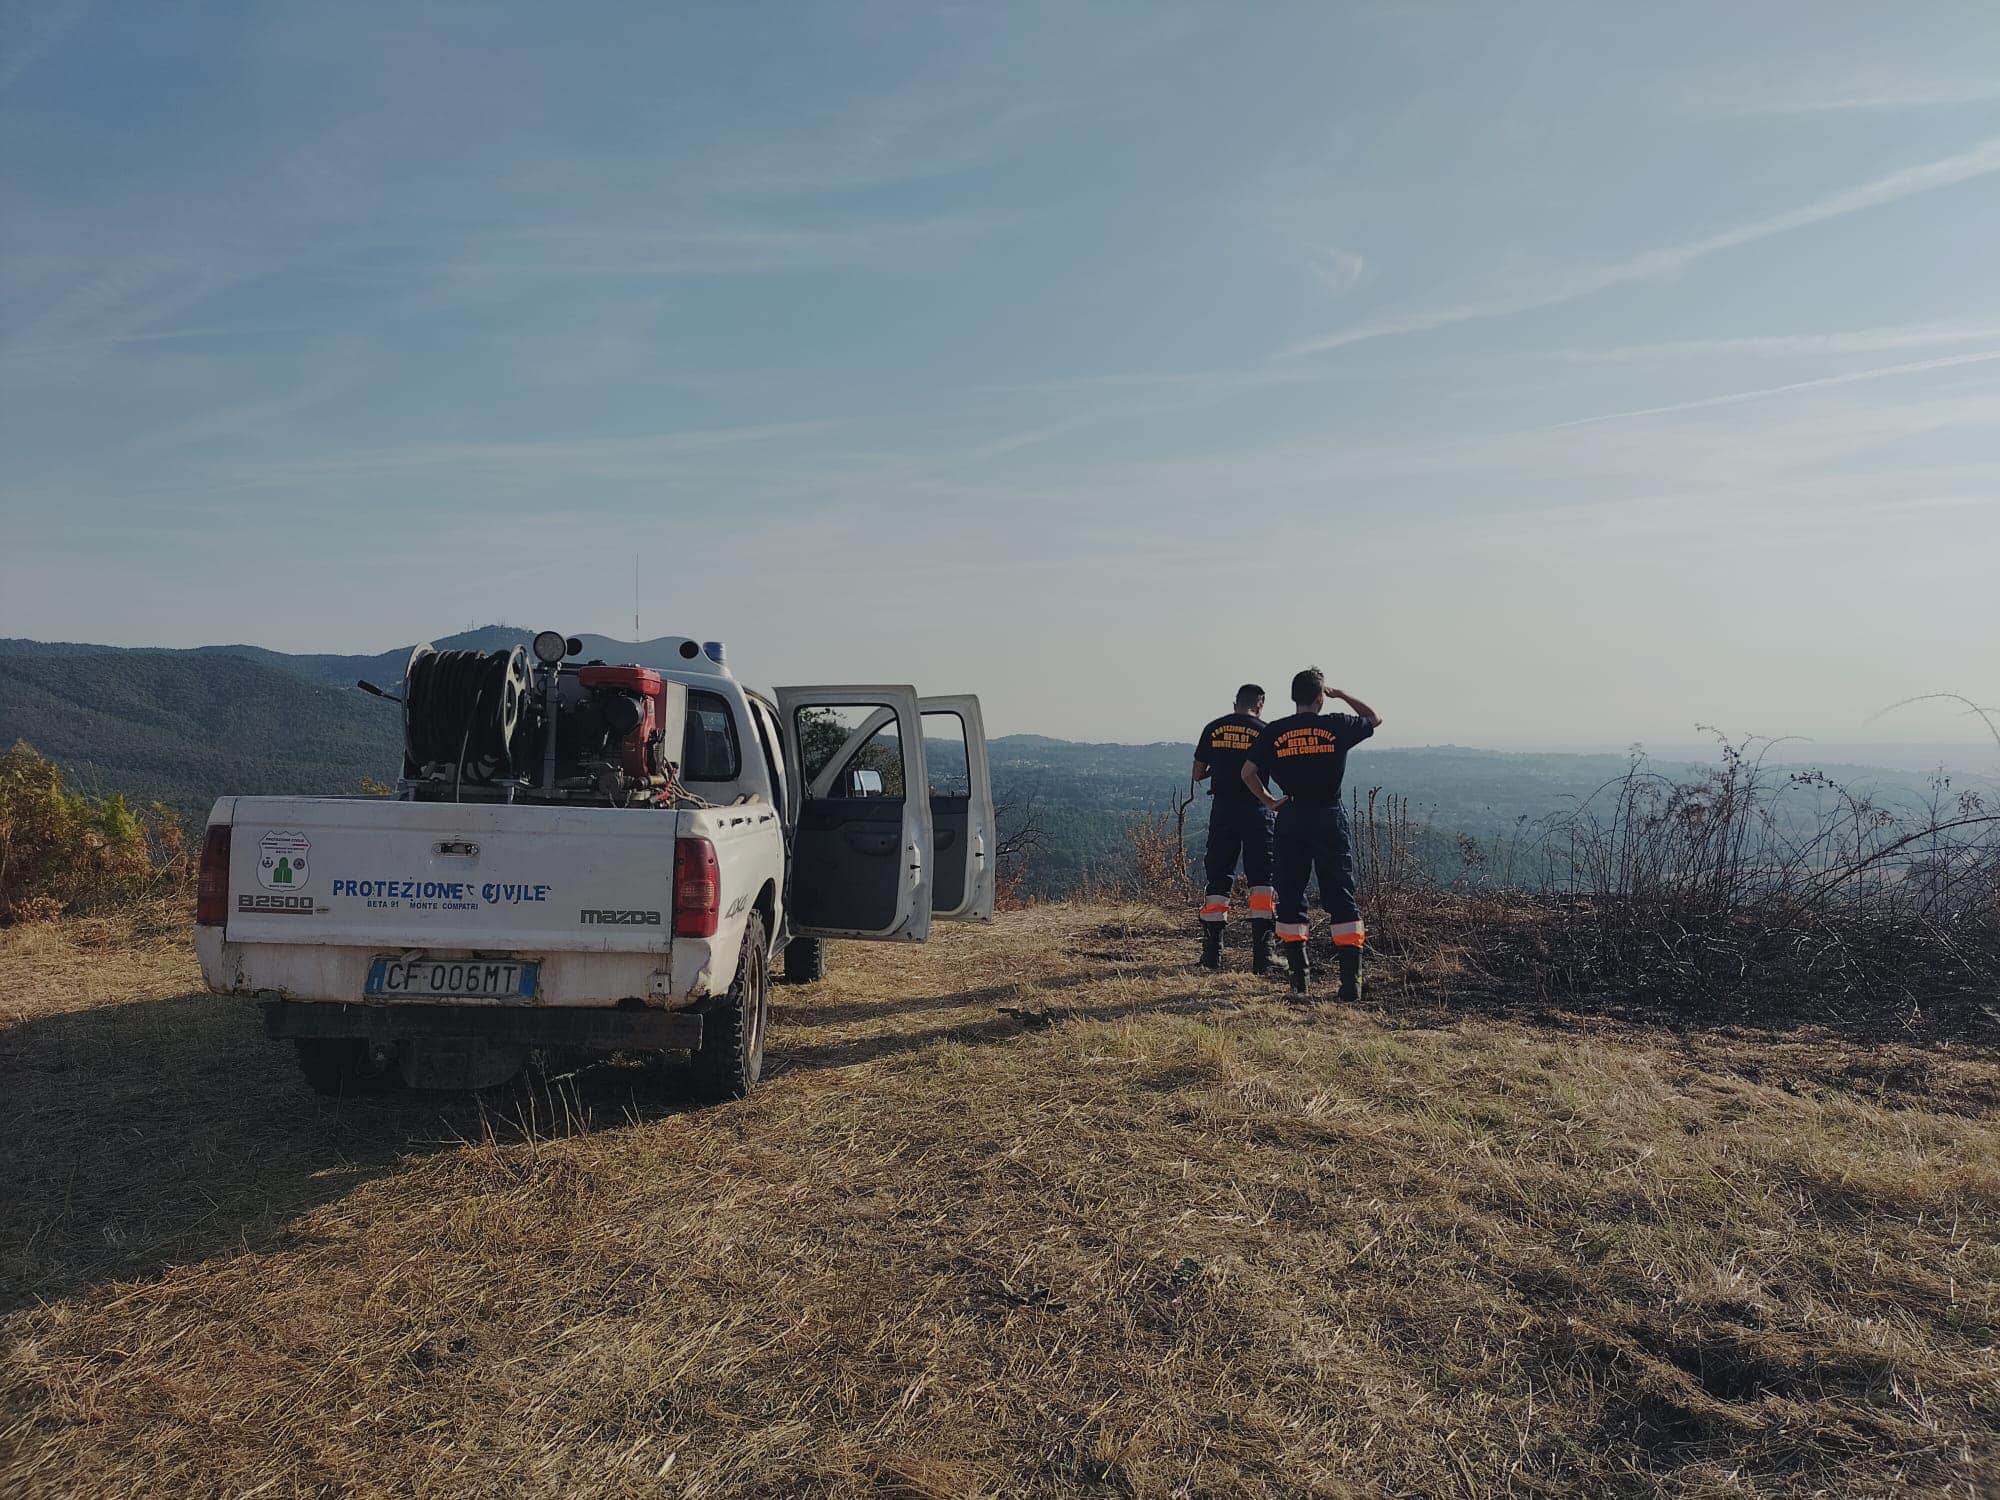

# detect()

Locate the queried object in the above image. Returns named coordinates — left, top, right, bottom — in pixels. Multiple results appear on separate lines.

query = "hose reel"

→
left=402, top=645, right=531, bottom=781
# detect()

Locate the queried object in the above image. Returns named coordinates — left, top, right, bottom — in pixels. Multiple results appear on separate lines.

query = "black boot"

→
left=1250, top=919, right=1275, bottom=975
left=1286, top=943, right=1309, bottom=997
left=1336, top=946, right=1362, bottom=1003
left=1198, top=923, right=1223, bottom=971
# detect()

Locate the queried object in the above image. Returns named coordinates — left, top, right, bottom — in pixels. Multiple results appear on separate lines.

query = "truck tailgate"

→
left=226, top=798, right=678, bottom=954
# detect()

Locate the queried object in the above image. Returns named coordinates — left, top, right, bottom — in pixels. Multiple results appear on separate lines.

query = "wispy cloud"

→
left=1549, top=349, right=2000, bottom=428
left=136, top=335, right=375, bottom=449
left=960, top=365, right=1322, bottom=462
left=1306, top=246, right=1368, bottom=296
left=1540, top=320, right=2000, bottom=363
left=0, top=324, right=302, bottom=358
left=715, top=90, right=1050, bottom=195
left=2, top=251, right=236, bottom=350
left=440, top=215, right=994, bottom=281
left=192, top=420, right=844, bottom=489
left=1680, top=73, right=2000, bottom=119
left=1284, top=134, right=2000, bottom=358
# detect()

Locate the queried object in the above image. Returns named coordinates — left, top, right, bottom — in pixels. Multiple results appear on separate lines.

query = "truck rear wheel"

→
left=692, top=913, right=769, bottom=1101
left=293, top=1038, right=394, bottom=1097
left=783, top=934, right=827, bottom=985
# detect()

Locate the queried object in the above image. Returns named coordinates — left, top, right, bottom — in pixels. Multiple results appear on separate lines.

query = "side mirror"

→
left=847, top=768, right=885, bottom=797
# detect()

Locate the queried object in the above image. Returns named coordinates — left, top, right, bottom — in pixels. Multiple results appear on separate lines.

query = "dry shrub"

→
left=990, top=864, right=1032, bottom=911
left=1350, top=787, right=1434, bottom=947
left=1505, top=736, right=2000, bottom=1020
left=0, top=742, right=187, bottom=925
left=991, top=793, right=1043, bottom=910
left=1125, top=788, right=1197, bottom=910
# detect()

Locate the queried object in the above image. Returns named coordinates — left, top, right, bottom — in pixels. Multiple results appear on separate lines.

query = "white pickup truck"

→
left=193, top=631, right=993, bottom=1100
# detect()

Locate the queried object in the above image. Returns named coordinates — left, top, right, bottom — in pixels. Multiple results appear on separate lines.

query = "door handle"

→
left=842, top=830, right=896, bottom=855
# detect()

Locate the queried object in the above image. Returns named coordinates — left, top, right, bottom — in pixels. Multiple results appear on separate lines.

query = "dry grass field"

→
left=3, top=901, right=1997, bottom=1498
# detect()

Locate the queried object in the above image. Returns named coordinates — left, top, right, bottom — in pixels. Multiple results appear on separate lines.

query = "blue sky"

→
left=3, top=1, right=1998, bottom=748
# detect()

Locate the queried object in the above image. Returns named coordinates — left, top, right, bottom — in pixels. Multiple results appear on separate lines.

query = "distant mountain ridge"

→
left=3, top=629, right=1982, bottom=899
left=2, top=627, right=724, bottom=695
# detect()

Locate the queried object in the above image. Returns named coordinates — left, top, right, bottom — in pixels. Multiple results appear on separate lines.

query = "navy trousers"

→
left=1274, top=800, right=1364, bottom=948
left=1199, top=800, right=1277, bottom=924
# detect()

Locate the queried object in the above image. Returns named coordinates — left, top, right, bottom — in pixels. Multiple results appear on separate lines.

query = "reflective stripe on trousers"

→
left=1274, top=800, right=1363, bottom=943
left=1203, top=800, right=1277, bottom=916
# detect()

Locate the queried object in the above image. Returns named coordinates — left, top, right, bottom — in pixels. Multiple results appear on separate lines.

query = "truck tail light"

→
left=196, top=824, right=232, bottom=927
left=674, top=837, right=720, bottom=937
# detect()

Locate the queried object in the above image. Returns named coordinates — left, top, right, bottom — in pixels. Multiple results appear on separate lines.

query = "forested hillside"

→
left=0, top=652, right=398, bottom=816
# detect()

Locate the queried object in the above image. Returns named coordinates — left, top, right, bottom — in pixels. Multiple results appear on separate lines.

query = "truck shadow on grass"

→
left=0, top=989, right=708, bottom=1315
left=769, top=962, right=1187, bottom=1029
left=0, top=969, right=1236, bottom=1314
left=771, top=984, right=1247, bottom=1077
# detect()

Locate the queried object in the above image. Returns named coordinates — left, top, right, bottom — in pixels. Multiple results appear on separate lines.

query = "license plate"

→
left=365, top=957, right=539, bottom=1000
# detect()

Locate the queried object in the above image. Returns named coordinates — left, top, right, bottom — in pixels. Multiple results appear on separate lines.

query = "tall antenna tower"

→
left=633, top=556, right=641, bottom=640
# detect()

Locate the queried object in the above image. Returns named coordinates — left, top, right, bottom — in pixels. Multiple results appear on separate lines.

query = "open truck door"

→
left=776, top=686, right=934, bottom=943
left=920, top=695, right=996, bottom=922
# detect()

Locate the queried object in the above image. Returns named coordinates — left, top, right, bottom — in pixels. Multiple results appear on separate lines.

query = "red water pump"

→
left=577, top=664, right=682, bottom=784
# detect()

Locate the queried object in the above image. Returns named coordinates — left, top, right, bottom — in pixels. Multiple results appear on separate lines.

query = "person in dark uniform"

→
left=1240, top=666, right=1383, bottom=999
left=1191, top=684, right=1277, bottom=972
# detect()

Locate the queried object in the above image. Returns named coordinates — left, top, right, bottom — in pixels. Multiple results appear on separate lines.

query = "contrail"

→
left=1546, top=349, right=2000, bottom=429
left=1283, top=134, right=2000, bottom=359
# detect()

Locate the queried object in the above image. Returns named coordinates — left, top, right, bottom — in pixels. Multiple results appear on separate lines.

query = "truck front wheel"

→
left=783, top=934, right=827, bottom=985
left=293, top=1038, right=394, bottom=1097
left=691, top=913, right=769, bottom=1101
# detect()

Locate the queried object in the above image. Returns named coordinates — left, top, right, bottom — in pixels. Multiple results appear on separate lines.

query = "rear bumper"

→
left=261, top=1000, right=704, bottom=1050
left=196, top=926, right=731, bottom=1009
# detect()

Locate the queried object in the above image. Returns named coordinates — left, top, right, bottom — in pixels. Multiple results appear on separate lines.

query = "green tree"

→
left=796, top=707, right=853, bottom=783
left=0, top=741, right=160, bottom=923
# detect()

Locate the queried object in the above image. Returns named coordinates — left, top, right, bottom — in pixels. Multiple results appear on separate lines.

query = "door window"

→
left=798, top=705, right=906, bottom=799
left=921, top=711, right=972, bottom=798
left=921, top=709, right=973, bottom=914
left=919, top=694, right=994, bottom=923
left=749, top=699, right=785, bottom=807
left=683, top=690, right=742, bottom=781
